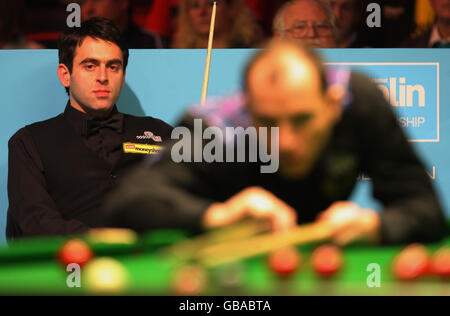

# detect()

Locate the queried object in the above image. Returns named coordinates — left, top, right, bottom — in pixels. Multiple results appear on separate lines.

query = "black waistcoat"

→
left=26, top=113, right=171, bottom=227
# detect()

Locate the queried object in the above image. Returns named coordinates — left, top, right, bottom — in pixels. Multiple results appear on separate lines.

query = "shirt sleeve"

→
left=350, top=72, right=447, bottom=244
left=7, top=127, right=89, bottom=239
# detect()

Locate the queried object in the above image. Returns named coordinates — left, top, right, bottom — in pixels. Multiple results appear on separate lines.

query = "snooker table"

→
left=0, top=227, right=449, bottom=296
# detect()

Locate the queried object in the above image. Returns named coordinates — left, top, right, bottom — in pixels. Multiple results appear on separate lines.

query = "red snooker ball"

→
left=430, top=246, right=450, bottom=279
left=392, top=244, right=430, bottom=281
left=311, top=244, right=343, bottom=278
left=268, top=247, right=301, bottom=278
left=172, top=264, right=208, bottom=295
left=58, top=238, right=93, bottom=267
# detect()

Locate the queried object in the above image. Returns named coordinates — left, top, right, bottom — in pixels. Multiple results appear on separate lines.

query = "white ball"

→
left=83, top=257, right=129, bottom=294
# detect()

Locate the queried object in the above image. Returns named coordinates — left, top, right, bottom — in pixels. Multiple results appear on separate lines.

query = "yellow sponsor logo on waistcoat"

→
left=122, top=142, right=164, bottom=155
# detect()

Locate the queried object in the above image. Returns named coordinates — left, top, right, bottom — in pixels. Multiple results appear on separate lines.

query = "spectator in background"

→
left=326, top=0, right=367, bottom=48
left=374, top=0, right=415, bottom=48
left=244, top=0, right=287, bottom=37
left=81, top=0, right=168, bottom=48
left=273, top=0, right=338, bottom=48
left=144, top=0, right=284, bottom=42
left=173, top=0, right=263, bottom=48
left=0, top=0, right=45, bottom=49
left=144, top=0, right=180, bottom=39
left=403, top=0, right=450, bottom=47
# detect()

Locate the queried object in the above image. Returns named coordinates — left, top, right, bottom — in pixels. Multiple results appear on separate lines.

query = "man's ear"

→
left=325, top=83, right=344, bottom=121
left=57, top=64, right=71, bottom=89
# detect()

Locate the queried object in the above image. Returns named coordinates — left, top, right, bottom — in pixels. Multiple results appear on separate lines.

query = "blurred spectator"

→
left=325, top=0, right=415, bottom=48
left=326, top=0, right=367, bottom=47
left=145, top=0, right=180, bottom=38
left=144, top=0, right=283, bottom=41
left=20, top=1, right=69, bottom=49
left=244, top=0, right=287, bottom=36
left=414, top=0, right=435, bottom=31
left=273, top=0, right=338, bottom=48
left=81, top=0, right=168, bottom=48
left=173, top=0, right=263, bottom=48
left=403, top=0, right=450, bottom=47
left=144, top=0, right=278, bottom=42
left=0, top=0, right=45, bottom=49
left=377, top=0, right=415, bottom=47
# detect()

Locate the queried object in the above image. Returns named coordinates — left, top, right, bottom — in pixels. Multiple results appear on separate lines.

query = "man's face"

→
left=64, top=37, right=125, bottom=115
left=81, top=0, right=127, bottom=23
left=283, top=0, right=336, bottom=48
left=430, top=0, right=450, bottom=20
left=246, top=49, right=339, bottom=179
left=327, top=0, right=359, bottom=38
left=188, top=0, right=233, bottom=37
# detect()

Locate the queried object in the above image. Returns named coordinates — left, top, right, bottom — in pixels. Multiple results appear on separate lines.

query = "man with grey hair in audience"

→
left=272, top=0, right=339, bottom=48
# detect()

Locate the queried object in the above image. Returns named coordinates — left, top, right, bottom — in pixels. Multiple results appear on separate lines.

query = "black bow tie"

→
left=86, top=113, right=124, bottom=136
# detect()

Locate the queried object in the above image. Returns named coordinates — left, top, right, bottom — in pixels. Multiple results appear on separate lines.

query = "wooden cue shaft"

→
left=162, top=219, right=272, bottom=259
left=201, top=1, right=217, bottom=106
left=197, top=222, right=333, bottom=267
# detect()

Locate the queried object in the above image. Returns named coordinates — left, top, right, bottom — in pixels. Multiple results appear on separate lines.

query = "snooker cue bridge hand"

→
left=202, top=187, right=298, bottom=232
left=316, top=201, right=381, bottom=246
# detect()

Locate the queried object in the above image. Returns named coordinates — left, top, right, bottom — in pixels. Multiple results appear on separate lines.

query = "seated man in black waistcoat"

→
left=6, top=17, right=172, bottom=239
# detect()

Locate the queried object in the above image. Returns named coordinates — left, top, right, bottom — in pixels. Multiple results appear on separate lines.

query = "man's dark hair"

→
left=57, top=17, right=129, bottom=94
left=243, top=40, right=328, bottom=95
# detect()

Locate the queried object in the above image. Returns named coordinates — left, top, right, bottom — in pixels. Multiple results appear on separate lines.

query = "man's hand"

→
left=202, top=187, right=297, bottom=231
left=317, top=201, right=381, bottom=245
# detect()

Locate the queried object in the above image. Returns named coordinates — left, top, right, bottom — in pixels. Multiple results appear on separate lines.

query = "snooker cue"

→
left=162, top=219, right=272, bottom=259
left=197, top=222, right=334, bottom=267
left=200, top=1, right=217, bottom=106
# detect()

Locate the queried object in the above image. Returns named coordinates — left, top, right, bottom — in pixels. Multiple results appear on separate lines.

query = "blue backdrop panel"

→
left=0, top=49, right=449, bottom=244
